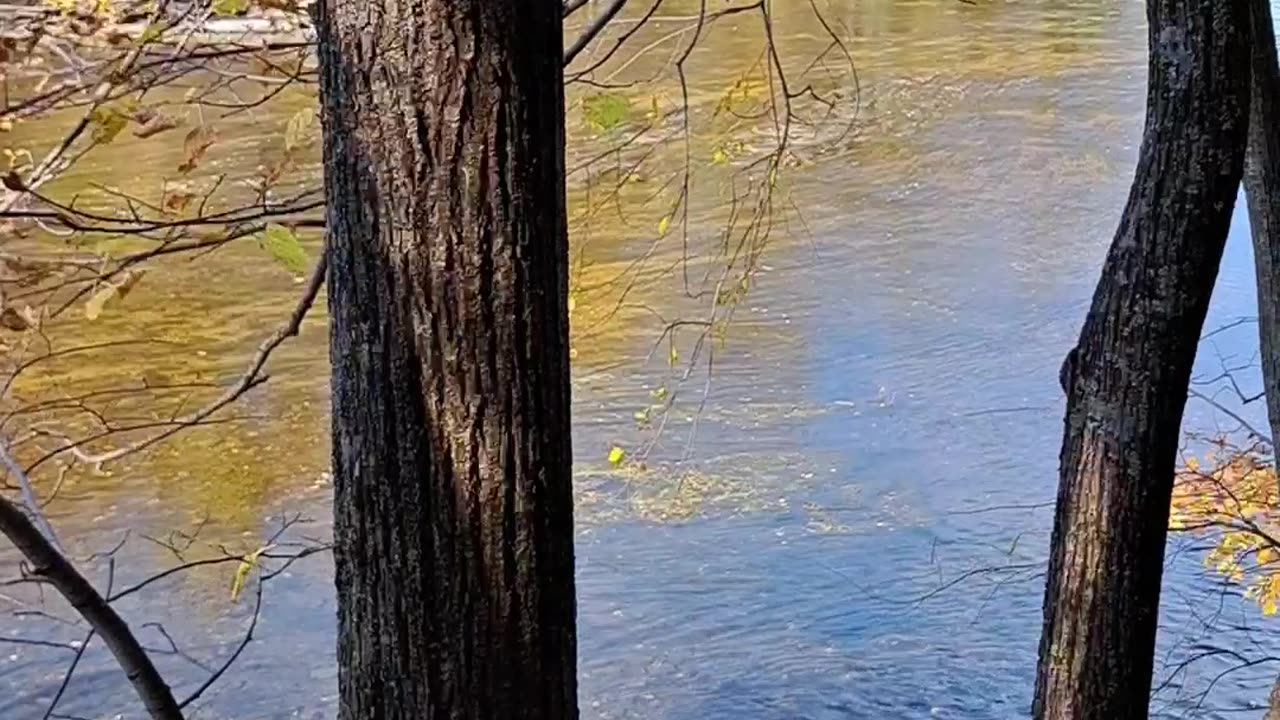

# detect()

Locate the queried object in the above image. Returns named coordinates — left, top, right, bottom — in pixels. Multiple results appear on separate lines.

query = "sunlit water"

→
left=3, top=0, right=1279, bottom=718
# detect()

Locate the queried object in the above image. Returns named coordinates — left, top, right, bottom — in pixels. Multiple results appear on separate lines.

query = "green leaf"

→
left=284, top=108, right=316, bottom=153
left=139, top=22, right=166, bottom=44
left=212, top=0, right=250, bottom=16
left=257, top=224, right=307, bottom=273
left=90, top=106, right=129, bottom=145
left=582, top=93, right=630, bottom=133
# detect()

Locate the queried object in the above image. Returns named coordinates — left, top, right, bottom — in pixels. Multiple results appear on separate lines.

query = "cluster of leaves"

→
left=1170, top=441, right=1280, bottom=615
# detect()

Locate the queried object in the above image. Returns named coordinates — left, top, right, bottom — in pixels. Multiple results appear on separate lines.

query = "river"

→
left=2, top=0, right=1277, bottom=717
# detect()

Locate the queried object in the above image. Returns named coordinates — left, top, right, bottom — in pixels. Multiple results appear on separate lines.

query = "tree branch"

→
left=0, top=439, right=60, bottom=551
left=0, top=495, right=183, bottom=720
left=37, top=248, right=329, bottom=472
left=565, top=0, right=630, bottom=65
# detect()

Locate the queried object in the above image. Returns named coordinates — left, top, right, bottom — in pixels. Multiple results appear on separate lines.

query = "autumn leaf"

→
left=608, top=446, right=625, bottom=465
left=284, top=108, right=316, bottom=153
left=230, top=544, right=274, bottom=602
left=84, top=269, right=145, bottom=320
left=133, top=109, right=181, bottom=139
left=178, top=125, right=217, bottom=174
left=0, top=306, right=30, bottom=331
left=85, top=285, right=117, bottom=321
left=161, top=188, right=195, bottom=215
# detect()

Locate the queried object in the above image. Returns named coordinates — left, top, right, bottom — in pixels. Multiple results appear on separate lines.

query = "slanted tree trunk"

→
left=1266, top=675, right=1280, bottom=720
left=314, top=2, right=577, bottom=719
left=1246, top=0, right=1280, bottom=452
left=1034, top=0, right=1251, bottom=715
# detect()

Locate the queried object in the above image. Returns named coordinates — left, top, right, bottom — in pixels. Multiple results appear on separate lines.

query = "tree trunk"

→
left=1034, top=0, right=1251, bottom=716
left=1267, top=674, right=1280, bottom=720
left=1246, top=0, right=1280, bottom=452
left=314, top=2, right=578, bottom=719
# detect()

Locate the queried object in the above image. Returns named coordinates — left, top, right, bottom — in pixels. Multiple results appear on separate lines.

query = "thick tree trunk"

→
left=1034, top=0, right=1250, bottom=716
left=314, top=2, right=577, bottom=720
left=1246, top=0, right=1280, bottom=452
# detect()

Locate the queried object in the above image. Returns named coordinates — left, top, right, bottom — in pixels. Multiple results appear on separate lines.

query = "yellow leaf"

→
left=1264, top=598, right=1278, bottom=616
left=668, top=346, right=678, bottom=366
left=284, top=108, right=316, bottom=153
left=84, top=270, right=144, bottom=320
left=85, top=285, right=117, bottom=320
left=711, top=147, right=729, bottom=165
left=658, top=215, right=671, bottom=237
left=1262, top=547, right=1278, bottom=566
left=607, top=446, right=625, bottom=465
left=230, top=544, right=274, bottom=602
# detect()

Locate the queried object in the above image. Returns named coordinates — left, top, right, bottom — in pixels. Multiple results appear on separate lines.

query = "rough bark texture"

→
left=314, top=2, right=577, bottom=719
left=1033, top=0, right=1251, bottom=716
left=1246, top=0, right=1280, bottom=451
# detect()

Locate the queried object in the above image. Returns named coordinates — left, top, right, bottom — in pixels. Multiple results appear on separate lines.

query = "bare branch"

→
left=0, top=439, right=60, bottom=551
left=36, top=247, right=329, bottom=472
left=0, top=494, right=182, bottom=720
left=565, top=0, right=631, bottom=66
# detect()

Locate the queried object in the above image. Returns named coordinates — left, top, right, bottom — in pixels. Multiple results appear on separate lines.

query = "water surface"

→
left=3, top=1, right=1276, bottom=718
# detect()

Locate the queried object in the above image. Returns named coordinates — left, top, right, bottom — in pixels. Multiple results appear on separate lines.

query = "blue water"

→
left=6, top=0, right=1280, bottom=718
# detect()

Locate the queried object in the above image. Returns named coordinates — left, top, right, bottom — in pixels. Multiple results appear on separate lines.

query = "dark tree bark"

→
left=1245, top=0, right=1280, bottom=452
left=1034, top=0, right=1251, bottom=716
left=314, top=2, right=577, bottom=719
